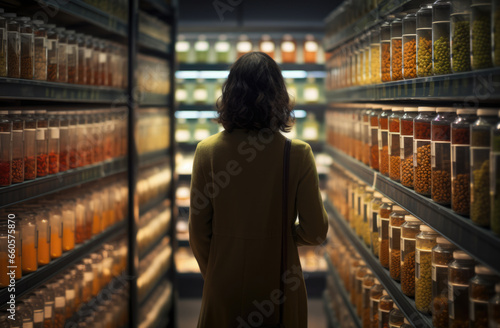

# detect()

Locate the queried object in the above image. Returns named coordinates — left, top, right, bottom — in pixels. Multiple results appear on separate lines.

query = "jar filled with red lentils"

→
left=451, top=108, right=477, bottom=216
left=8, top=110, right=23, bottom=183
left=379, top=106, right=392, bottom=176
left=401, top=215, right=422, bottom=297
left=380, top=22, right=392, bottom=82
left=400, top=106, right=418, bottom=188
left=378, top=197, right=393, bottom=269
left=362, top=106, right=372, bottom=166
left=68, top=112, right=78, bottom=169
left=389, top=205, right=408, bottom=281
left=370, top=106, right=383, bottom=171
left=48, top=111, right=60, bottom=175
left=403, top=12, right=417, bottom=79
left=389, top=106, right=403, bottom=182
left=448, top=251, right=475, bottom=328
left=22, top=110, right=36, bottom=180
left=391, top=17, right=403, bottom=81
left=431, top=107, right=457, bottom=205
left=413, top=106, right=436, bottom=196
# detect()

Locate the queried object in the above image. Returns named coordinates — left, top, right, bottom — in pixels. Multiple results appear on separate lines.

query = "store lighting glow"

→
left=175, top=70, right=322, bottom=80
left=176, top=109, right=307, bottom=119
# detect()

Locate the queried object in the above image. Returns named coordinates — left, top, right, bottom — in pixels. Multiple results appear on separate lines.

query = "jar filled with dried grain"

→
left=355, top=265, right=370, bottom=317
left=469, top=265, right=500, bottom=328
left=414, top=107, right=436, bottom=196
left=403, top=12, right=417, bottom=79
left=5, top=13, right=19, bottom=78
left=370, top=281, right=384, bottom=328
left=45, top=24, right=57, bottom=82
left=391, top=18, right=403, bottom=81
left=362, top=106, right=373, bottom=165
left=417, top=4, right=433, bottom=77
left=370, top=106, right=383, bottom=171
left=400, top=106, right=418, bottom=188
left=370, top=192, right=383, bottom=258
left=389, top=107, right=403, bottom=182
left=362, top=188, right=374, bottom=246
left=380, top=22, right=392, bottom=82
left=378, top=291, right=393, bottom=328
left=451, top=0, right=471, bottom=72
left=370, top=28, right=381, bottom=84
left=55, top=27, right=67, bottom=83
left=471, top=0, right=493, bottom=70
left=378, top=197, right=393, bottom=269
left=401, top=215, right=422, bottom=297
left=415, top=225, right=440, bottom=313
left=32, top=20, right=47, bottom=81
left=362, top=274, right=376, bottom=328
left=379, top=106, right=392, bottom=177
left=448, top=251, right=475, bottom=328
left=432, top=0, right=452, bottom=75
left=389, top=205, right=408, bottom=281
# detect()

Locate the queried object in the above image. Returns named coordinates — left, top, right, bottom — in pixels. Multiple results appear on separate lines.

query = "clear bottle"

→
left=370, top=281, right=384, bottom=328
left=194, top=35, right=209, bottom=63
left=32, top=20, right=47, bottom=81
left=35, top=109, right=49, bottom=177
left=492, top=111, right=500, bottom=234
left=0, top=10, right=6, bottom=77
left=236, top=35, right=252, bottom=59
left=370, top=192, right=383, bottom=257
left=281, top=34, right=296, bottom=63
left=35, top=285, right=55, bottom=328
left=400, top=106, right=418, bottom=188
left=451, top=0, right=472, bottom=72
left=36, top=209, right=50, bottom=266
left=403, top=12, right=417, bottom=79
left=362, top=274, right=376, bottom=328
left=471, top=0, right=493, bottom=69
left=304, top=34, right=318, bottom=64
left=76, top=33, right=86, bottom=84
left=55, top=27, right=67, bottom=83
left=57, top=111, right=69, bottom=172
left=380, top=22, right=391, bottom=82
left=391, top=18, right=403, bottom=81
left=0, top=110, right=12, bottom=187
left=362, top=106, right=373, bottom=165
left=370, top=28, right=381, bottom=84
left=68, top=112, right=77, bottom=169
left=451, top=109, right=477, bottom=216
left=379, top=107, right=391, bottom=176
left=48, top=202, right=62, bottom=259
left=415, top=225, right=440, bottom=313
left=176, top=34, right=189, bottom=63
left=488, top=283, right=500, bottom=328
left=5, top=13, right=20, bottom=78
left=62, top=198, right=76, bottom=252
left=471, top=109, right=498, bottom=226
left=214, top=34, right=230, bottom=63
left=388, top=305, right=404, bottom=327
left=26, top=293, right=45, bottom=328
left=389, top=107, right=403, bottom=181
left=470, top=265, right=500, bottom=328
left=378, top=291, right=393, bottom=328
left=358, top=35, right=366, bottom=85
left=21, top=213, right=38, bottom=274
left=378, top=197, right=393, bottom=269
left=417, top=4, right=434, bottom=77
left=44, top=24, right=57, bottom=82
left=363, top=33, right=371, bottom=85
left=448, top=251, right=475, bottom=328
left=431, top=237, right=457, bottom=328
left=431, top=107, right=457, bottom=205
left=389, top=206, right=408, bottom=281
left=22, top=110, right=36, bottom=180
left=414, top=107, right=436, bottom=196
left=432, top=0, right=452, bottom=75
left=400, top=215, right=422, bottom=297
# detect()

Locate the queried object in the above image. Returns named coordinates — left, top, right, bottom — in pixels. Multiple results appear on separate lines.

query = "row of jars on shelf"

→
left=0, top=239, right=128, bottom=328
left=136, top=108, right=170, bottom=155
left=326, top=105, right=500, bottom=233
left=0, top=10, right=127, bottom=88
left=0, top=178, right=127, bottom=286
left=327, top=167, right=500, bottom=328
left=137, top=202, right=171, bottom=255
left=176, top=34, right=322, bottom=64
left=325, top=0, right=380, bottom=39
left=0, top=109, right=127, bottom=187
left=326, top=0, right=500, bottom=89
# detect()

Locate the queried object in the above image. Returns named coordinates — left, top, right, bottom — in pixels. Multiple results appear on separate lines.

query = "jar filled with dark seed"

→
left=5, top=13, right=19, bottom=78
left=0, top=10, right=7, bottom=77
left=370, top=192, right=383, bottom=258
left=389, top=206, right=408, bottom=281
left=471, top=109, right=499, bottom=227
left=471, top=0, right=493, bottom=69
left=362, top=274, right=376, bottom=328
left=414, top=107, right=437, bottom=196
left=415, top=225, right=440, bottom=313
left=451, top=108, right=477, bottom=216
left=400, top=106, right=419, bottom=188
left=17, top=17, right=33, bottom=80
left=448, top=250, right=475, bottom=328
left=44, top=24, right=57, bottom=82
left=401, top=215, right=422, bottom=297
left=378, top=198, right=393, bottom=269
left=417, top=4, right=434, bottom=76
left=389, top=106, right=403, bottom=182
left=493, top=0, right=500, bottom=67
left=432, top=0, right=452, bottom=75
left=451, top=0, right=472, bottom=72
left=379, top=106, right=392, bottom=177
left=431, top=237, right=457, bottom=328
left=489, top=283, right=500, bottom=328
left=55, top=27, right=67, bottom=83
left=491, top=112, right=500, bottom=234
left=469, top=265, right=500, bottom=328
left=431, top=107, right=457, bottom=205
left=388, top=305, right=405, bottom=327
left=378, top=291, right=393, bottom=328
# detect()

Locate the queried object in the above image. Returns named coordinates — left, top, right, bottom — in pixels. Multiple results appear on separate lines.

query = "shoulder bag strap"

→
left=279, top=138, right=291, bottom=326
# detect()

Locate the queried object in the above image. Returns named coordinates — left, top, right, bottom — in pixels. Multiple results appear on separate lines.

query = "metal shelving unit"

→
left=140, top=92, right=171, bottom=107
left=178, top=63, right=326, bottom=72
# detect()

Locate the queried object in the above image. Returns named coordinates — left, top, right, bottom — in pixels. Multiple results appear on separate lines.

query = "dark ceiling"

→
left=178, top=0, right=341, bottom=33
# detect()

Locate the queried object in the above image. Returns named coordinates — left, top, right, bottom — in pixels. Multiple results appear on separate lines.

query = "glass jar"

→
left=431, top=107, right=457, bottom=205
left=370, top=282, right=384, bottom=328
left=348, top=180, right=358, bottom=228
left=403, top=13, right=417, bottom=79
left=470, top=265, right=500, bottom=327
left=7, top=110, right=23, bottom=184
left=84, top=35, right=93, bottom=85
left=432, top=0, right=452, bottom=75
left=76, top=33, right=85, bottom=84
left=379, top=198, right=393, bottom=269
left=57, top=111, right=68, bottom=172
left=176, top=35, right=189, bottom=63
left=401, top=215, right=422, bottom=297
left=21, top=213, right=38, bottom=274
left=0, top=11, right=6, bottom=76
left=489, top=283, right=500, bottom=327
left=106, top=42, right=113, bottom=87
left=5, top=13, right=19, bottom=78
left=355, top=109, right=363, bottom=161
left=92, top=38, right=100, bottom=85
left=388, top=305, right=404, bottom=327
left=45, top=24, right=57, bottom=82
left=415, top=225, right=440, bottom=313
left=99, top=40, right=107, bottom=86
left=35, top=109, right=49, bottom=177
left=492, top=112, right=500, bottom=234
left=62, top=198, right=76, bottom=252
left=194, top=35, right=209, bottom=63
left=362, top=274, right=376, bottom=328
left=448, top=251, right=475, bottom=328
left=471, top=109, right=498, bottom=226
left=52, top=281, right=66, bottom=327
left=281, top=34, right=297, bottom=64
left=64, top=273, right=75, bottom=318
left=355, top=265, right=370, bottom=316
left=22, top=110, right=36, bottom=180
left=471, top=0, right=493, bottom=69
left=362, top=188, right=374, bottom=246
left=17, top=302, right=34, bottom=328
left=370, top=28, right=381, bottom=84
left=362, top=107, right=373, bottom=165
left=215, top=34, right=231, bottom=62
left=0, top=110, right=12, bottom=187
left=82, top=258, right=93, bottom=303
left=389, top=206, right=408, bottom=281
left=431, top=237, right=457, bottom=328
left=494, top=0, right=500, bottom=67
left=55, top=27, right=67, bottom=83
left=349, top=257, right=362, bottom=301
left=75, top=196, right=86, bottom=244
left=414, top=107, right=437, bottom=196
left=451, top=109, right=477, bottom=216
left=378, top=291, right=393, bottom=328
left=350, top=42, right=357, bottom=86
left=417, top=4, right=434, bottom=77
left=451, top=0, right=472, bottom=72
left=391, top=18, right=403, bottom=81
left=36, top=209, right=50, bottom=266
left=389, top=107, right=403, bottom=181
left=48, top=202, right=62, bottom=259
left=0, top=220, right=22, bottom=285
left=72, top=266, right=83, bottom=310
left=379, top=107, right=391, bottom=176
left=236, top=35, right=252, bottom=59
left=400, top=107, right=418, bottom=188
left=355, top=183, right=366, bottom=236
left=380, top=22, right=392, bottom=82
left=48, top=111, right=60, bottom=175
left=26, top=293, right=44, bottom=328
left=33, top=20, right=47, bottom=81
left=66, top=30, right=77, bottom=84
left=358, top=34, right=367, bottom=85
left=68, top=112, right=77, bottom=169
left=370, top=192, right=383, bottom=257
left=34, top=285, right=55, bottom=328
left=90, top=252, right=102, bottom=296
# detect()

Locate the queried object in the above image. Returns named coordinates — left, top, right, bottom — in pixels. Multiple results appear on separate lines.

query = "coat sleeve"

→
left=293, top=144, right=328, bottom=246
left=188, top=144, right=213, bottom=279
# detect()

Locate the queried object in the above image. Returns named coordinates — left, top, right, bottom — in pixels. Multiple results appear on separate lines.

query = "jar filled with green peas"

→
left=415, top=225, right=440, bottom=314
left=471, top=0, right=493, bottom=69
left=448, top=251, right=475, bottom=328
left=451, top=0, right=471, bottom=72
left=491, top=111, right=500, bottom=234
left=432, top=0, right=452, bottom=75
left=417, top=4, right=434, bottom=77
left=370, top=192, right=383, bottom=258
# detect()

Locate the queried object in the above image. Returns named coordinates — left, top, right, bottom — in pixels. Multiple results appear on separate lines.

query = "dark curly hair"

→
left=216, top=52, right=294, bottom=132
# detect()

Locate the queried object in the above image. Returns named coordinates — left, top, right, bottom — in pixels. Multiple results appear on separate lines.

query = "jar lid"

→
left=477, top=108, right=498, bottom=116
left=9, top=110, right=21, bottom=114
left=436, top=107, right=456, bottom=113
left=35, top=109, right=47, bottom=114
left=391, top=106, right=404, bottom=111
left=404, top=319, right=409, bottom=324
left=374, top=278, right=380, bottom=284
left=366, top=187, right=375, bottom=192
left=457, top=108, right=477, bottom=115
left=419, top=225, right=434, bottom=232
left=393, top=304, right=399, bottom=310
left=0, top=110, right=8, bottom=115
left=381, top=106, right=392, bottom=110
left=475, top=265, right=495, bottom=275
left=382, top=290, right=388, bottom=296
left=381, top=197, right=391, bottom=203
left=405, top=215, right=420, bottom=222
left=436, top=237, right=452, bottom=244
left=496, top=283, right=500, bottom=293
left=453, top=250, right=472, bottom=260
left=418, top=106, right=436, bottom=112
left=374, top=192, right=383, bottom=198
left=391, top=205, right=404, bottom=212
left=404, top=106, right=418, bottom=112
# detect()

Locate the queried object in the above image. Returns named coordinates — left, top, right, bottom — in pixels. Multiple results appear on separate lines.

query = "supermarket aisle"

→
left=178, top=299, right=327, bottom=327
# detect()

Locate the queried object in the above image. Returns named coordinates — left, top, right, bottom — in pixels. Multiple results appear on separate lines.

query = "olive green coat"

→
left=189, top=129, right=328, bottom=328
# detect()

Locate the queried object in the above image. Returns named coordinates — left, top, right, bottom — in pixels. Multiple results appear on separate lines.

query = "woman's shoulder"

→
left=290, top=138, right=312, bottom=155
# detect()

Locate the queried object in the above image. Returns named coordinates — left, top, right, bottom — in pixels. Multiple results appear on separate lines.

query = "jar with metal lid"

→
left=362, top=107, right=372, bottom=165
left=32, top=20, right=46, bottom=81
left=51, top=281, right=66, bottom=328
left=0, top=110, right=12, bottom=186
left=414, top=107, right=437, bottom=196
left=431, top=107, right=457, bottom=205
left=55, top=27, right=67, bottom=83
left=0, top=10, right=6, bottom=76
left=362, top=188, right=374, bottom=246
left=48, top=111, right=60, bottom=175
left=21, top=213, right=38, bottom=274
left=379, top=197, right=393, bottom=268
left=379, top=107, right=391, bottom=176
left=35, top=109, right=49, bottom=177
left=370, top=28, right=381, bottom=84
left=370, top=281, right=384, bottom=328
left=5, top=13, right=19, bottom=78
left=451, top=108, right=477, bottom=216
left=379, top=291, right=393, bottom=328
left=471, top=0, right=493, bottom=69
left=44, top=24, right=57, bottom=82
left=400, top=107, right=418, bottom=188
left=370, top=192, right=383, bottom=257
left=65, top=30, right=77, bottom=83
left=492, top=111, right=500, bottom=234
left=380, top=22, right=391, bottom=82
left=400, top=215, right=421, bottom=297
left=370, top=106, right=382, bottom=171
left=448, top=250, right=476, bottom=328
left=388, top=305, right=404, bottom=327
left=451, top=0, right=472, bottom=72
left=415, top=225, right=440, bottom=313
left=469, top=265, right=500, bottom=327
left=431, top=237, right=457, bottom=328
left=391, top=18, right=403, bottom=81
left=35, top=285, right=55, bottom=328
left=417, top=4, right=433, bottom=76
left=63, top=273, right=75, bottom=318
left=389, top=107, right=403, bottom=181
left=403, top=13, right=417, bottom=79
left=36, top=208, right=50, bottom=266
left=362, top=274, right=376, bottom=328
left=8, top=110, right=23, bottom=183
left=62, top=198, right=76, bottom=252
left=432, top=0, right=452, bottom=75
left=84, top=35, right=92, bottom=85
left=26, top=293, right=45, bottom=328
left=355, top=265, right=370, bottom=315
left=76, top=33, right=85, bottom=84
left=389, top=205, right=408, bottom=281
left=471, top=109, right=498, bottom=226
left=22, top=110, right=36, bottom=180
left=489, top=283, right=500, bottom=327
